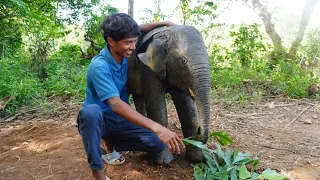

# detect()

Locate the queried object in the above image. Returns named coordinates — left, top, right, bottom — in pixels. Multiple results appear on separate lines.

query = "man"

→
left=77, top=13, right=185, bottom=180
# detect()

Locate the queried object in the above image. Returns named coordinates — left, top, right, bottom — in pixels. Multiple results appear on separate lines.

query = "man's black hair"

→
left=100, top=13, right=141, bottom=42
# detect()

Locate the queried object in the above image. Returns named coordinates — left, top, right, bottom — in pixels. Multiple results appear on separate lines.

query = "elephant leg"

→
left=169, top=88, right=205, bottom=163
left=142, top=68, right=168, bottom=127
left=133, top=96, right=147, bottom=117
left=141, top=66, right=172, bottom=164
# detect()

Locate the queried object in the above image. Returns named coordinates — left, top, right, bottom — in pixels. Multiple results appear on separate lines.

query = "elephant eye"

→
left=179, top=57, right=188, bottom=64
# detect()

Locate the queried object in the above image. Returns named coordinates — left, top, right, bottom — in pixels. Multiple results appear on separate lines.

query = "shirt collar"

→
left=100, top=44, right=127, bottom=71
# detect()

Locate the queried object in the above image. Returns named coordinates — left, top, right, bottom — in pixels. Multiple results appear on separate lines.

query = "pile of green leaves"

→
left=183, top=131, right=288, bottom=180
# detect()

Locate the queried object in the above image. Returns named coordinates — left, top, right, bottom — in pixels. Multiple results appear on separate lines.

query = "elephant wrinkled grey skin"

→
left=127, top=25, right=211, bottom=163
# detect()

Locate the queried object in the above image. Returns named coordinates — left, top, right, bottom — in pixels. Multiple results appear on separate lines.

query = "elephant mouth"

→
left=188, top=87, right=195, bottom=100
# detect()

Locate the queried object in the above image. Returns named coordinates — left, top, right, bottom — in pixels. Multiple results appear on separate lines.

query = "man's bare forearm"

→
left=139, top=21, right=176, bottom=33
left=107, top=97, right=185, bottom=154
left=107, top=97, right=160, bottom=133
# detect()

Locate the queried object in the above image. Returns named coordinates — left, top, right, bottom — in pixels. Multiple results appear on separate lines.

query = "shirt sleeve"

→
left=91, top=65, right=119, bottom=102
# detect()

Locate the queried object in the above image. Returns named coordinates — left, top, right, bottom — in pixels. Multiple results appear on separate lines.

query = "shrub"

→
left=269, top=60, right=318, bottom=98
left=45, top=44, right=89, bottom=101
left=0, top=51, right=44, bottom=113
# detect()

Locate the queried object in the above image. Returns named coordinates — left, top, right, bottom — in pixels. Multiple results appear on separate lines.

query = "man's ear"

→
left=107, top=37, right=116, bottom=47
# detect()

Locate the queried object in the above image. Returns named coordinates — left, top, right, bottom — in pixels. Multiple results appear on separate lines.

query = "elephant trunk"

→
left=192, top=64, right=211, bottom=143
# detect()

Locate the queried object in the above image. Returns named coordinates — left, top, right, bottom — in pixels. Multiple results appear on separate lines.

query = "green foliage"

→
left=269, top=60, right=318, bottom=98
left=139, top=0, right=172, bottom=23
left=183, top=132, right=288, bottom=180
left=82, top=4, right=118, bottom=56
left=209, top=131, right=233, bottom=146
left=0, top=51, right=44, bottom=113
left=45, top=44, right=89, bottom=101
left=209, top=23, right=318, bottom=100
left=300, top=28, right=320, bottom=66
left=229, top=24, right=268, bottom=67
left=176, top=0, right=218, bottom=32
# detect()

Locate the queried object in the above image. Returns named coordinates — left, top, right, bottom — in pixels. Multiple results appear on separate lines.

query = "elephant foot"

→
left=147, top=148, right=173, bottom=165
left=185, top=145, right=205, bottom=163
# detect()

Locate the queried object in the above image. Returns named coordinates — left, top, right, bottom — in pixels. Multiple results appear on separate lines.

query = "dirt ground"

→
left=0, top=97, right=319, bottom=180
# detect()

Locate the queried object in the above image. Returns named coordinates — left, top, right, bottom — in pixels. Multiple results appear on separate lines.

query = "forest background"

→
left=1, top=0, right=320, bottom=115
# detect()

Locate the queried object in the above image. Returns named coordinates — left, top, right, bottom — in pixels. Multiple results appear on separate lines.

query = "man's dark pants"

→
left=77, top=104, right=166, bottom=170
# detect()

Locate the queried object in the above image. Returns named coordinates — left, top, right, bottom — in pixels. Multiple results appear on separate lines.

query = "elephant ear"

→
left=137, top=38, right=168, bottom=80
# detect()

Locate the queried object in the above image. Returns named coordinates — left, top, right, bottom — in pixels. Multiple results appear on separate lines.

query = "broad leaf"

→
left=233, top=152, right=252, bottom=164
left=224, top=149, right=232, bottom=166
left=210, top=131, right=233, bottom=146
left=182, top=139, right=208, bottom=151
left=221, top=170, right=228, bottom=180
left=193, top=163, right=207, bottom=180
left=261, top=168, right=288, bottom=180
left=214, top=144, right=226, bottom=161
left=239, top=164, right=251, bottom=180
left=230, top=167, right=239, bottom=180
left=250, top=158, right=260, bottom=174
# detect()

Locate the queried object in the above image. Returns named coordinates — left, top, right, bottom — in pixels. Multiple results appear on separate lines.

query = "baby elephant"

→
left=127, top=25, right=211, bottom=163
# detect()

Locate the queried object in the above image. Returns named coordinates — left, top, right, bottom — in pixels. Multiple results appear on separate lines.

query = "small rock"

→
left=174, top=176, right=179, bottom=180
left=311, top=115, right=318, bottom=119
left=303, top=119, right=312, bottom=124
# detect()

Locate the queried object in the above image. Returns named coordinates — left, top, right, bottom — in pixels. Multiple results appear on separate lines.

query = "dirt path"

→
left=0, top=97, right=319, bottom=180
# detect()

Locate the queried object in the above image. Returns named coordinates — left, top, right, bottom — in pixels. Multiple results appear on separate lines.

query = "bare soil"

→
left=0, top=97, right=319, bottom=180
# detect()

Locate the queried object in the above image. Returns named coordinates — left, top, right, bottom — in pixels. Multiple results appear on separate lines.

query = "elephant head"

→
left=137, top=25, right=211, bottom=143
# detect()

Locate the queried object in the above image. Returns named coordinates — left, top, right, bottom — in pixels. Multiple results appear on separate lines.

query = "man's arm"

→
left=139, top=21, right=176, bottom=33
left=107, top=97, right=184, bottom=154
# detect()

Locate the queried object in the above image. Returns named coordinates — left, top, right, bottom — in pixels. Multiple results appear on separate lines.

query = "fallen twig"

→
left=27, top=172, right=39, bottom=180
left=18, top=125, right=37, bottom=136
left=4, top=113, right=21, bottom=122
left=247, top=103, right=296, bottom=108
left=224, top=112, right=274, bottom=118
left=282, top=106, right=312, bottom=131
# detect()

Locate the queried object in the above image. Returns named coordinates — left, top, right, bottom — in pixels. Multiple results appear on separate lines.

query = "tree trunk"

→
left=242, top=0, right=283, bottom=52
left=288, top=0, right=320, bottom=58
left=128, top=0, right=134, bottom=18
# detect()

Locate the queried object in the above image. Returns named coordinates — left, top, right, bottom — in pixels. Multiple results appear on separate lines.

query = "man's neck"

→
left=108, top=46, right=122, bottom=65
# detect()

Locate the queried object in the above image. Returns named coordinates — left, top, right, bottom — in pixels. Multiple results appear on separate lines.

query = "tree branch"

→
left=242, top=0, right=283, bottom=51
left=288, top=0, right=320, bottom=58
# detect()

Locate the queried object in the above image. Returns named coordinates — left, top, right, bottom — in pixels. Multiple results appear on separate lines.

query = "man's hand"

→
left=107, top=97, right=185, bottom=154
left=154, top=124, right=185, bottom=154
left=162, top=21, right=176, bottom=27
left=139, top=21, right=177, bottom=32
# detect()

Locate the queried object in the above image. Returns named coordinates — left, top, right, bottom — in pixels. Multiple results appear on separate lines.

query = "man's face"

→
left=110, top=37, right=137, bottom=58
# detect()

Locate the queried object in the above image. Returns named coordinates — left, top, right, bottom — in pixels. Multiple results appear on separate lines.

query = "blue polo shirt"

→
left=83, top=45, right=129, bottom=111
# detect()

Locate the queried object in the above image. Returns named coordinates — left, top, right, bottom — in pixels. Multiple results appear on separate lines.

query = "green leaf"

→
left=224, top=149, right=232, bottom=166
left=182, top=139, right=208, bottom=151
left=230, top=167, right=239, bottom=180
left=261, top=168, right=288, bottom=180
left=210, top=131, right=233, bottom=146
left=233, top=152, right=252, bottom=164
left=221, top=170, right=228, bottom=180
left=239, top=164, right=251, bottom=180
left=193, top=163, right=207, bottom=180
left=251, top=172, right=260, bottom=180
left=250, top=158, right=260, bottom=175
left=214, top=144, right=226, bottom=161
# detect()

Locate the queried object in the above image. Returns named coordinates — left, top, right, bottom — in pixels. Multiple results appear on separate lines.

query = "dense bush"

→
left=209, top=24, right=319, bottom=101
left=45, top=44, right=89, bottom=101
left=0, top=51, right=44, bottom=113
